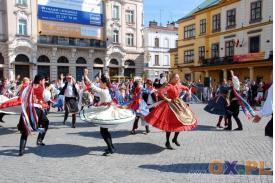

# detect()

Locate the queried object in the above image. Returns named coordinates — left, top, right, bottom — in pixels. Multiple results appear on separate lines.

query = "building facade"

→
left=104, top=0, right=144, bottom=78
left=171, top=0, right=273, bottom=87
left=0, top=0, right=144, bottom=81
left=144, top=21, right=178, bottom=80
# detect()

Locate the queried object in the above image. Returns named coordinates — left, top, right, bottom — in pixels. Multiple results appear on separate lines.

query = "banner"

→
left=37, top=0, right=103, bottom=39
left=38, top=20, right=103, bottom=39
left=233, top=52, right=265, bottom=62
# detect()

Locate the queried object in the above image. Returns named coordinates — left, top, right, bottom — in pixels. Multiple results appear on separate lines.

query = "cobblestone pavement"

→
left=0, top=104, right=272, bottom=183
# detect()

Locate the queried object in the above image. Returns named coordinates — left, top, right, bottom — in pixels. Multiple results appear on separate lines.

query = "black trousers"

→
left=265, top=115, right=273, bottom=137
left=18, top=108, right=49, bottom=140
left=227, top=100, right=242, bottom=129
left=100, top=127, right=113, bottom=150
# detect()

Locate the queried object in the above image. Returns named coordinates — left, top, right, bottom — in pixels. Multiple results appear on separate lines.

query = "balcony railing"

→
left=38, top=36, right=106, bottom=48
left=201, top=56, right=234, bottom=66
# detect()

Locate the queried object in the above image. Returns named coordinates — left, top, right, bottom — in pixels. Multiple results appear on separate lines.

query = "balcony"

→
left=38, top=36, right=106, bottom=49
left=201, top=56, right=234, bottom=66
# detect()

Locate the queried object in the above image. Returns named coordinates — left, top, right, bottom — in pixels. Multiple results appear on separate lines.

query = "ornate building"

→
left=0, top=0, right=144, bottom=81
left=104, top=0, right=144, bottom=78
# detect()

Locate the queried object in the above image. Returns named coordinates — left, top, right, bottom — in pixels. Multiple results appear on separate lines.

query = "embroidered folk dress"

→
left=80, top=83, right=136, bottom=128
left=144, top=83, right=197, bottom=132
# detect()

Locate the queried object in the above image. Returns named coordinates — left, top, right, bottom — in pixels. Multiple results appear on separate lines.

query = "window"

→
left=113, top=30, right=119, bottom=43
left=175, top=40, right=178, bottom=47
left=126, top=10, right=134, bottom=24
left=112, top=5, right=119, bottom=19
left=211, top=43, right=219, bottom=58
left=155, top=37, right=159, bottom=47
left=164, top=55, right=169, bottom=65
left=154, top=55, right=159, bottom=65
left=225, top=40, right=235, bottom=56
left=164, top=39, right=169, bottom=48
left=251, top=1, right=262, bottom=22
left=212, top=14, right=221, bottom=32
left=199, top=46, right=205, bottom=61
left=184, top=50, right=194, bottom=63
left=18, top=19, right=27, bottom=35
left=249, top=36, right=260, bottom=53
left=200, top=19, right=206, bottom=34
left=184, top=24, right=195, bottom=39
left=126, top=33, right=134, bottom=46
left=16, top=0, right=27, bottom=6
left=226, top=9, right=236, bottom=28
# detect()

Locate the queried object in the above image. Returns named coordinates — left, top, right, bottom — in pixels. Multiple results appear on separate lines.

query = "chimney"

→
left=167, top=22, right=176, bottom=29
left=149, top=21, right=158, bottom=28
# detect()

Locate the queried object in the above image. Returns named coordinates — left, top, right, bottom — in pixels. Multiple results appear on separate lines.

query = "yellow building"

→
left=171, top=0, right=273, bottom=86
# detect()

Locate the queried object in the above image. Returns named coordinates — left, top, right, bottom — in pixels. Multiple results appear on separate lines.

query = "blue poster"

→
left=38, top=5, right=103, bottom=27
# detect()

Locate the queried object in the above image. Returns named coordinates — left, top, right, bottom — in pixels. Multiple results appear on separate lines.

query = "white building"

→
left=144, top=21, right=178, bottom=80
left=104, top=0, right=144, bottom=78
left=0, top=0, right=145, bottom=81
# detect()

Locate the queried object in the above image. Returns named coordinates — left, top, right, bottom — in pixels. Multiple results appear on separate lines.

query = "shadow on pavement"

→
left=139, top=163, right=273, bottom=175
left=193, top=125, right=219, bottom=131
left=88, top=142, right=165, bottom=155
left=0, top=142, right=165, bottom=157
left=0, top=127, right=18, bottom=136
left=67, top=130, right=133, bottom=139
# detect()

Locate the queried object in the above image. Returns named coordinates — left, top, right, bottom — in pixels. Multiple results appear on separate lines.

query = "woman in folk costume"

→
left=224, top=70, right=255, bottom=131
left=80, top=75, right=135, bottom=156
left=59, top=74, right=79, bottom=128
left=204, top=79, right=229, bottom=129
left=80, top=68, right=93, bottom=110
left=128, top=77, right=150, bottom=134
left=144, top=73, right=197, bottom=149
left=113, top=84, right=131, bottom=107
left=17, top=74, right=49, bottom=156
left=0, top=77, right=30, bottom=125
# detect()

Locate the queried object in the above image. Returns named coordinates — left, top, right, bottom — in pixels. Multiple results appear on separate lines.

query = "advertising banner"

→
left=38, top=20, right=103, bottom=39
left=37, top=0, right=104, bottom=39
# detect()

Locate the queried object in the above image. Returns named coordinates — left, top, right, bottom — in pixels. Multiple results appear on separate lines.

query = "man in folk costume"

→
left=59, top=74, right=79, bottom=128
left=144, top=73, right=197, bottom=149
left=253, top=70, right=273, bottom=137
left=17, top=74, right=49, bottom=156
left=224, top=70, right=243, bottom=131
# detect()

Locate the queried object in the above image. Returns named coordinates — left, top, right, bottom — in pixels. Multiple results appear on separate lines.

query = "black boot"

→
left=19, top=138, right=27, bottom=156
left=165, top=141, right=173, bottom=150
left=63, top=113, right=68, bottom=125
left=172, top=132, right=180, bottom=146
left=37, top=133, right=46, bottom=146
left=145, top=126, right=150, bottom=133
left=0, top=113, right=5, bottom=123
left=72, top=115, right=76, bottom=128
left=103, top=138, right=114, bottom=156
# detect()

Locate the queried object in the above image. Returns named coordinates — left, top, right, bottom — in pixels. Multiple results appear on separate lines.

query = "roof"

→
left=178, top=0, right=221, bottom=21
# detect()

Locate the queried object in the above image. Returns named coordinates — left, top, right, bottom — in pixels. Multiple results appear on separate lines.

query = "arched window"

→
left=110, top=59, right=118, bottom=65
left=0, top=53, right=4, bottom=64
left=57, top=56, right=69, bottom=63
left=15, top=54, right=29, bottom=63
left=94, top=58, right=103, bottom=65
left=37, top=55, right=50, bottom=63
left=76, top=57, right=87, bottom=64
left=155, top=37, right=159, bottom=47
left=124, top=60, right=135, bottom=66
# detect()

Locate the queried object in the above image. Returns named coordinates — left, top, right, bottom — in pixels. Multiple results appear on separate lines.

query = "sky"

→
left=144, top=0, right=203, bottom=26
